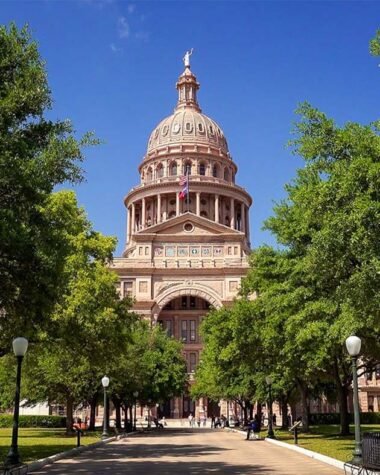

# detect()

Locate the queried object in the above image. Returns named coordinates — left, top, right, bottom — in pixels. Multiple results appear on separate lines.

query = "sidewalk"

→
left=29, top=428, right=343, bottom=474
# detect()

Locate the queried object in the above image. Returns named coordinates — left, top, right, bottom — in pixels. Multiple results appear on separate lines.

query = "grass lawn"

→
left=274, top=424, right=380, bottom=462
left=0, top=428, right=104, bottom=465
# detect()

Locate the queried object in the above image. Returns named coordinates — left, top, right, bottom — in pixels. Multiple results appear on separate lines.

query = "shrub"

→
left=0, top=415, right=66, bottom=428
left=309, top=412, right=380, bottom=425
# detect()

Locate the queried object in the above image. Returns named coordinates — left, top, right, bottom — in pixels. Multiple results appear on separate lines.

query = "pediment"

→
left=136, top=212, right=243, bottom=238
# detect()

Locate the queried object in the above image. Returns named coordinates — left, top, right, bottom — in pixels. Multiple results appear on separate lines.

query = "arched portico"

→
left=152, top=283, right=223, bottom=320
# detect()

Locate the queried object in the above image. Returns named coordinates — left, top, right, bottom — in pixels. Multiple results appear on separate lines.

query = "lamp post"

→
left=101, top=376, right=110, bottom=440
left=265, top=375, right=275, bottom=439
left=133, top=391, right=139, bottom=431
left=346, top=335, right=362, bottom=465
left=5, top=337, right=28, bottom=468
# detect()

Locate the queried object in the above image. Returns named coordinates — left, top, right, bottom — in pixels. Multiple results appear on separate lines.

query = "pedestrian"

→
left=197, top=416, right=201, bottom=427
left=188, top=413, right=193, bottom=427
left=272, top=414, right=277, bottom=426
left=246, top=419, right=254, bottom=440
left=211, top=415, right=215, bottom=428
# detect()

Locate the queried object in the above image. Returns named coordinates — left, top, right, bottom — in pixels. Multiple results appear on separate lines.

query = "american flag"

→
left=179, top=174, right=189, bottom=199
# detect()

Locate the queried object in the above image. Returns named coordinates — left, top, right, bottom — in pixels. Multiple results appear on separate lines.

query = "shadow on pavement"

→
left=31, top=459, right=273, bottom=474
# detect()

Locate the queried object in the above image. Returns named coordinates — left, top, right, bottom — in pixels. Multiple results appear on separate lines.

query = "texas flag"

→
left=179, top=174, right=189, bottom=200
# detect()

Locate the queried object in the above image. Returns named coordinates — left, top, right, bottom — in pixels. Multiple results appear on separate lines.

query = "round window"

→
left=184, top=222, right=194, bottom=233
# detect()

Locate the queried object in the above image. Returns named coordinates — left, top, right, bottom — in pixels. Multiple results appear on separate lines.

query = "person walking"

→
left=188, top=413, right=193, bottom=427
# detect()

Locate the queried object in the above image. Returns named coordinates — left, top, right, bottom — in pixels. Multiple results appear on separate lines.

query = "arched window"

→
left=212, top=164, right=219, bottom=178
left=146, top=167, right=153, bottom=181
left=199, top=162, right=206, bottom=176
left=184, top=161, right=192, bottom=175
left=156, top=163, right=164, bottom=178
left=170, top=162, right=177, bottom=176
left=224, top=168, right=229, bottom=181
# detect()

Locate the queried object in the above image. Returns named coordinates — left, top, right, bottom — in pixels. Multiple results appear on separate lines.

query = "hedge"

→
left=309, top=412, right=380, bottom=425
left=0, top=415, right=66, bottom=428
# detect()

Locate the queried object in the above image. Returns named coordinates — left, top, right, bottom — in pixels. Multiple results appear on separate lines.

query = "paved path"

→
left=29, top=428, right=343, bottom=474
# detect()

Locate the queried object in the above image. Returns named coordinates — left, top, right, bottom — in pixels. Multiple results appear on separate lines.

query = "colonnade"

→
left=126, top=191, right=250, bottom=244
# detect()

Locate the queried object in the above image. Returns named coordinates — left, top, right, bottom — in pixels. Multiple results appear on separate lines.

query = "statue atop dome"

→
left=183, top=48, right=193, bottom=68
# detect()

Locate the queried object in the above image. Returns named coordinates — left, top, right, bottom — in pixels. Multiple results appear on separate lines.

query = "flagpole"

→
left=186, top=172, right=190, bottom=212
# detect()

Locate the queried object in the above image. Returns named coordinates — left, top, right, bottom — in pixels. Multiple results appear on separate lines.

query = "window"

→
left=376, top=365, right=380, bottom=380
left=184, top=161, right=192, bottom=175
left=147, top=167, right=153, bottom=181
left=212, top=164, right=218, bottom=178
left=181, top=321, right=188, bottom=342
left=200, top=211, right=208, bottom=218
left=156, top=164, right=164, bottom=178
left=170, top=162, right=177, bottom=176
left=160, top=320, right=173, bottom=337
left=169, top=210, right=176, bottom=218
left=124, top=281, right=133, bottom=298
left=197, top=123, right=204, bottom=133
left=224, top=168, right=229, bottom=181
left=190, top=296, right=196, bottom=308
left=199, top=163, right=206, bottom=175
left=189, top=353, right=197, bottom=373
left=190, top=320, right=196, bottom=341
left=182, top=296, right=187, bottom=308
left=225, top=216, right=230, bottom=226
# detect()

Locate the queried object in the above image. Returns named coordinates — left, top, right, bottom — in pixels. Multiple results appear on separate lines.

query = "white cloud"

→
left=127, top=4, right=136, bottom=14
left=118, top=16, right=130, bottom=39
left=110, top=43, right=122, bottom=53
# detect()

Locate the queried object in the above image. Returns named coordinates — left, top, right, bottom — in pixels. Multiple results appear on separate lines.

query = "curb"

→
left=264, top=437, right=345, bottom=472
left=27, top=432, right=131, bottom=473
left=227, top=427, right=345, bottom=472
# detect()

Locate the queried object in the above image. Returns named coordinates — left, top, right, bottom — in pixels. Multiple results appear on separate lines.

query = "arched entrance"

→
left=156, top=294, right=213, bottom=418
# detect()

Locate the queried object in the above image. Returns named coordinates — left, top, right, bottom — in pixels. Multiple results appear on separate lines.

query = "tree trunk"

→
left=281, top=396, right=289, bottom=430
left=89, top=394, right=97, bottom=431
left=337, top=383, right=350, bottom=435
left=123, top=404, right=128, bottom=430
left=66, top=395, right=74, bottom=434
left=256, top=402, right=262, bottom=423
left=333, top=357, right=351, bottom=435
left=113, top=398, right=121, bottom=430
left=129, top=405, right=133, bottom=426
left=296, top=379, right=310, bottom=432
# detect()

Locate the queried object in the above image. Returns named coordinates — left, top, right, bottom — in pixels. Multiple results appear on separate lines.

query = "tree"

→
left=110, top=321, right=187, bottom=428
left=0, top=24, right=97, bottom=349
left=12, top=191, right=135, bottom=433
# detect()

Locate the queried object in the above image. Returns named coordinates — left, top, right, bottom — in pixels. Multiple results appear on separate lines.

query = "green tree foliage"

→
left=370, top=29, right=380, bottom=56
left=196, top=103, right=380, bottom=435
left=110, top=320, right=187, bottom=427
left=0, top=24, right=97, bottom=348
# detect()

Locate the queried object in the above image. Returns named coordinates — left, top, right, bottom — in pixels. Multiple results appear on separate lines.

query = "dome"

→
left=147, top=109, right=229, bottom=155
left=146, top=60, right=229, bottom=157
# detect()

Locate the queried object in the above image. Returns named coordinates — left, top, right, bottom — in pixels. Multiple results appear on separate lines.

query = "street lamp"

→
left=101, top=376, right=110, bottom=440
left=346, top=335, right=362, bottom=465
left=5, top=337, right=28, bottom=468
left=265, top=375, right=275, bottom=439
left=133, top=391, right=139, bottom=431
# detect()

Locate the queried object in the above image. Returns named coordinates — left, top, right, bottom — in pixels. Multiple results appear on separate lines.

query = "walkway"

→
left=29, top=428, right=343, bottom=474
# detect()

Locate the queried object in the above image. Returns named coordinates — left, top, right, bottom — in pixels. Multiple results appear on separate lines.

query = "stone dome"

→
left=147, top=109, right=229, bottom=155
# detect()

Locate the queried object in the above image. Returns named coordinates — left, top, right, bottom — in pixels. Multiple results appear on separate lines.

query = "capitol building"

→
left=112, top=53, right=252, bottom=419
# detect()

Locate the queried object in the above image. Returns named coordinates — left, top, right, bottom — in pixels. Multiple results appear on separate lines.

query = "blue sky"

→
left=1, top=0, right=379, bottom=255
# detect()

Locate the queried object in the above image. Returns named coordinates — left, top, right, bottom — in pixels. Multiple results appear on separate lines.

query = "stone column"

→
left=246, top=205, right=250, bottom=245
left=241, top=202, right=246, bottom=233
left=196, top=192, right=200, bottom=216
left=163, top=197, right=167, bottom=221
left=230, top=197, right=235, bottom=229
left=142, top=197, right=146, bottom=228
left=157, top=194, right=162, bottom=223
left=131, top=202, right=135, bottom=233
left=215, top=194, right=219, bottom=223
left=176, top=192, right=180, bottom=216
left=126, top=206, right=131, bottom=244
